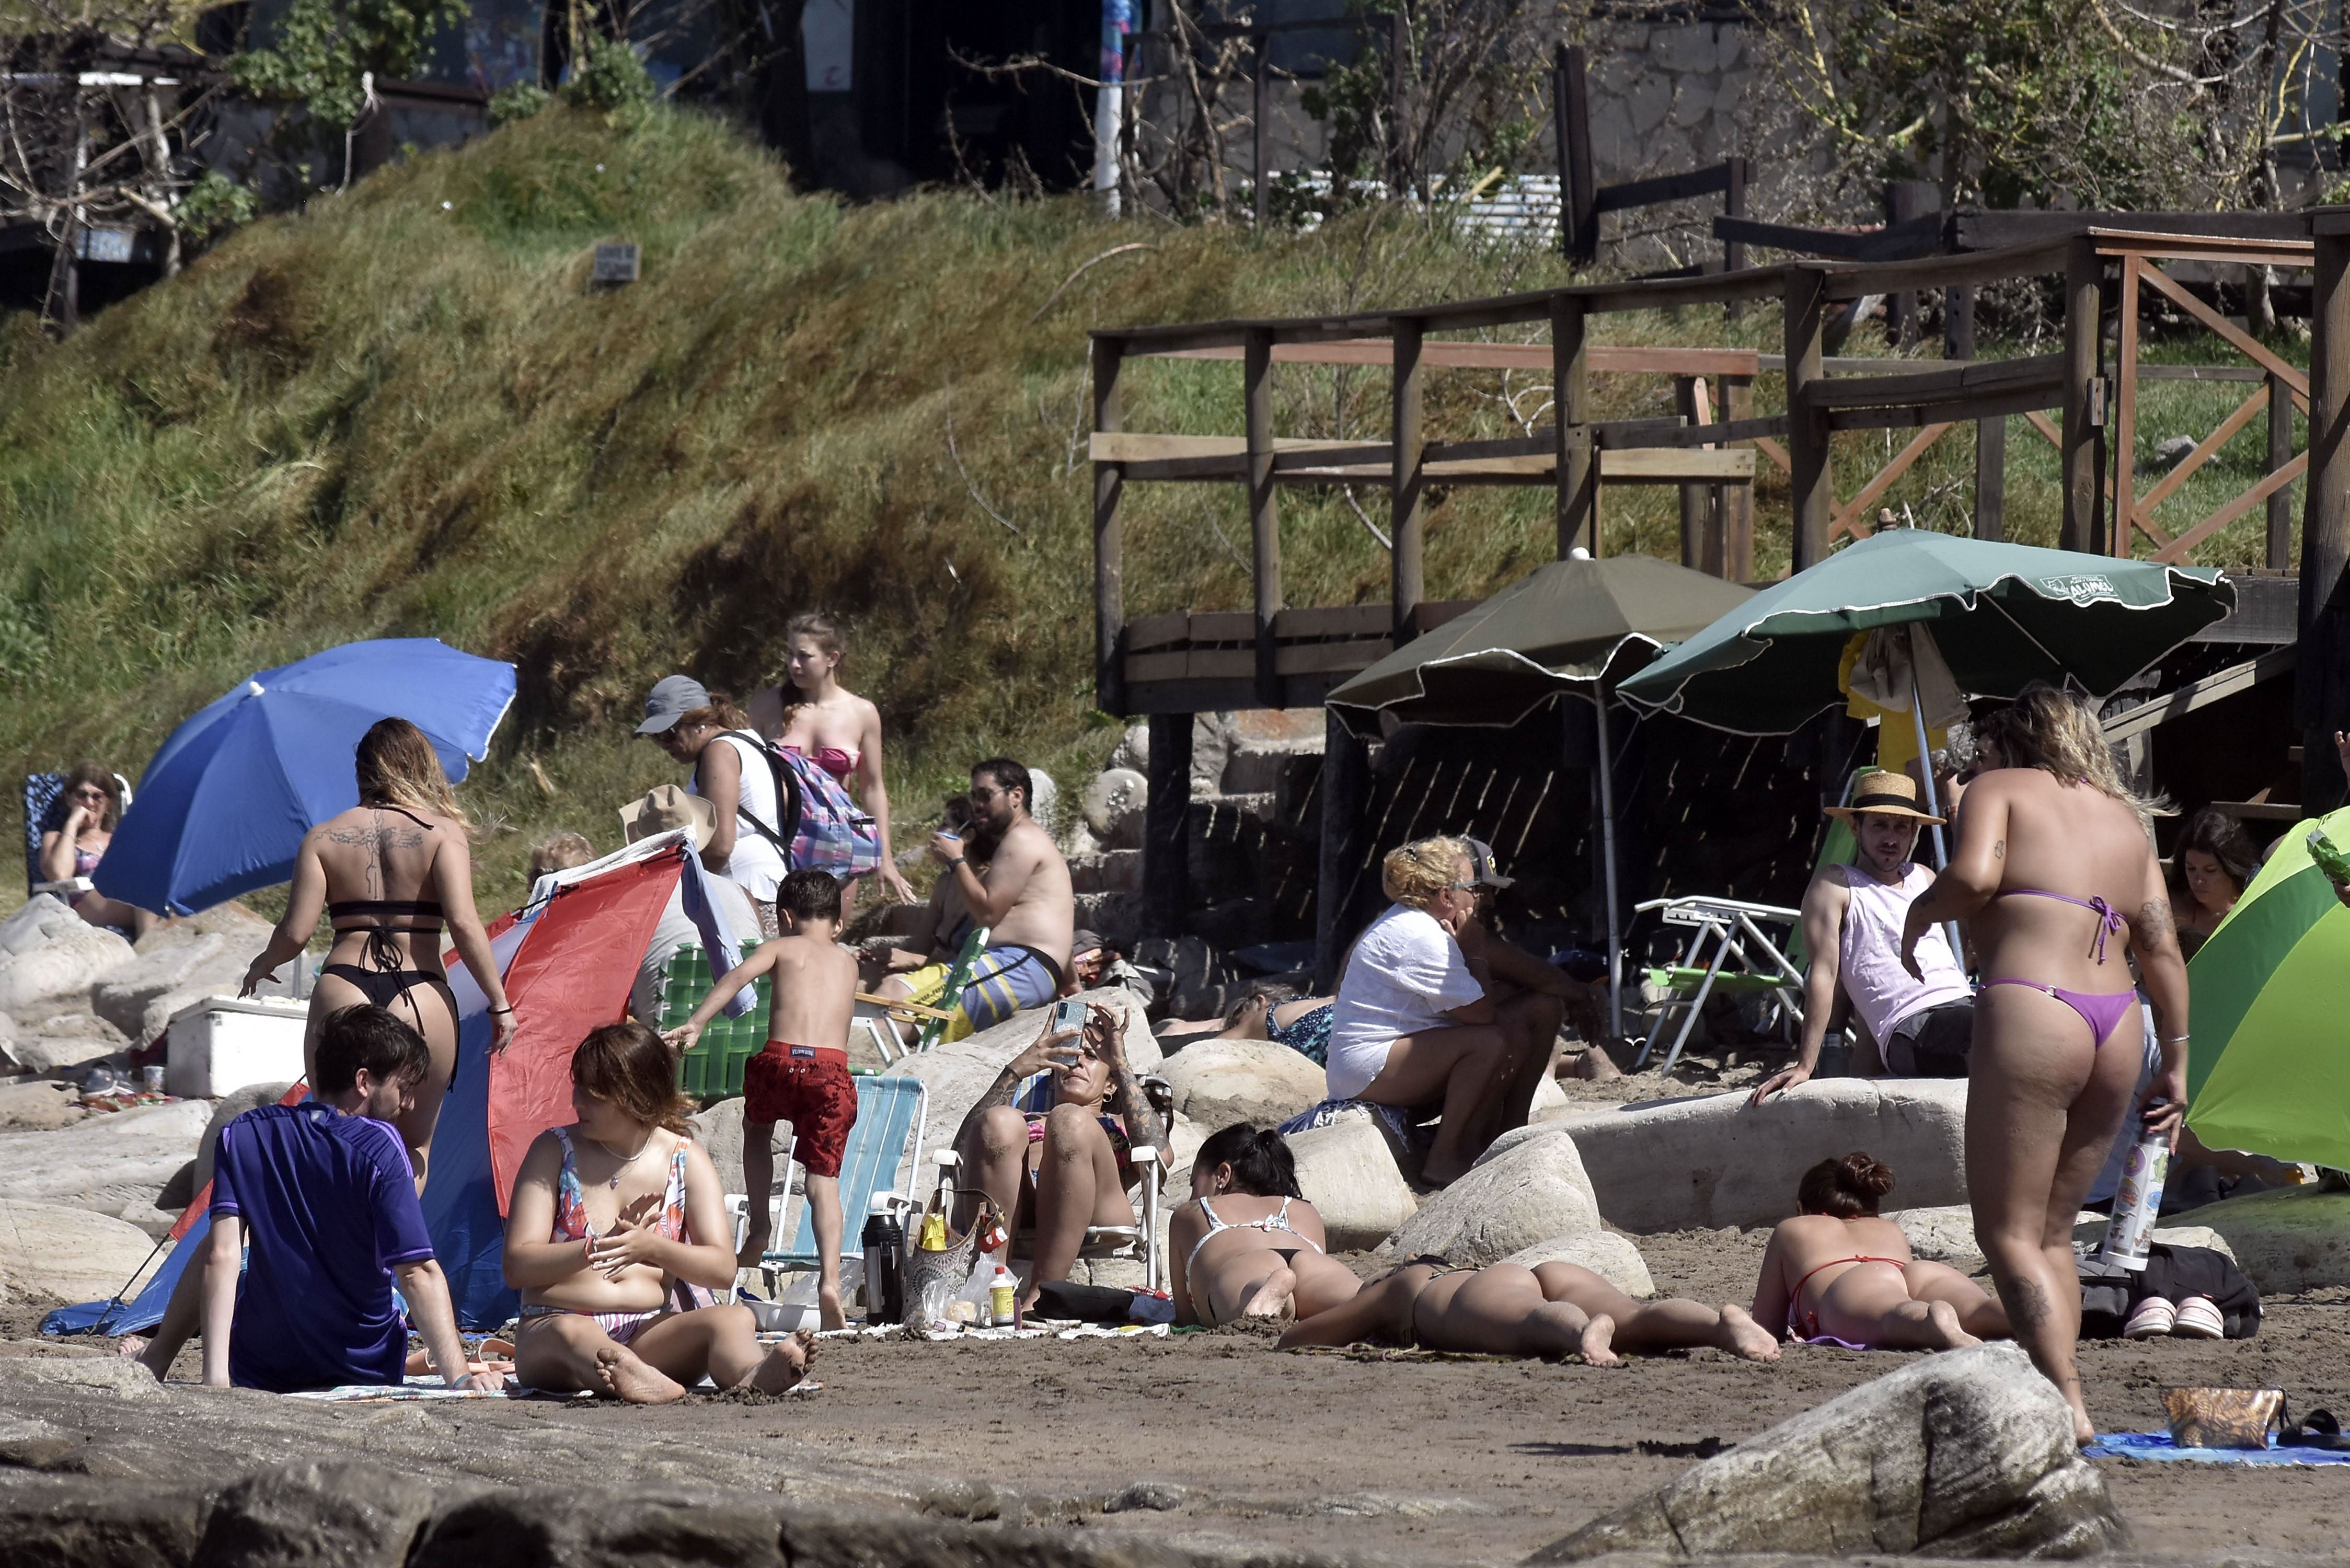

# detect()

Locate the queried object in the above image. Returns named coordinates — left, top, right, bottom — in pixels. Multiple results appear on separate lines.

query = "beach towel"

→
left=2086, top=1432, right=2350, bottom=1466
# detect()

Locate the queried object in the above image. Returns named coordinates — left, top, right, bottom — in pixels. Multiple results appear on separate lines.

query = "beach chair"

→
left=1001, top=1069, right=1171, bottom=1293
left=656, top=945, right=770, bottom=1099
left=1630, top=895, right=1807, bottom=1077
left=731, top=1074, right=929, bottom=1302
left=23, top=770, right=134, bottom=900
left=855, top=925, right=993, bottom=1063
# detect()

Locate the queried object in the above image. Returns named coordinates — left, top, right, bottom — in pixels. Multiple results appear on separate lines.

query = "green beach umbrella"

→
left=2184, top=811, right=2350, bottom=1170
left=1616, top=530, right=2233, bottom=735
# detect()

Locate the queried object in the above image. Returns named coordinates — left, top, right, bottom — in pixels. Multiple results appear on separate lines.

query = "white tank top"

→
left=689, top=731, right=787, bottom=901
left=1836, top=862, right=1971, bottom=1044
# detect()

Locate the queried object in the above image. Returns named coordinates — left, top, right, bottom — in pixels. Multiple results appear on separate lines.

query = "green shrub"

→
left=488, top=82, right=552, bottom=127
left=560, top=37, right=656, bottom=113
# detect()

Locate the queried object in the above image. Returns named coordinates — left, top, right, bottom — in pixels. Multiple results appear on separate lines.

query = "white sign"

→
left=2037, top=573, right=2117, bottom=603
left=805, top=0, right=853, bottom=93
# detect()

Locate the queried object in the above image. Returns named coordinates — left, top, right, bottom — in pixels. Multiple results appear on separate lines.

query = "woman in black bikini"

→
left=1897, top=684, right=2189, bottom=1445
left=241, top=719, right=514, bottom=1186
left=1753, top=1152, right=2006, bottom=1351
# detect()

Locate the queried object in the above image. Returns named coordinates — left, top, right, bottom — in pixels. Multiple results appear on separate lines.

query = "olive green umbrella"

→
left=1615, top=530, right=2233, bottom=735
left=1327, top=554, right=1757, bottom=1037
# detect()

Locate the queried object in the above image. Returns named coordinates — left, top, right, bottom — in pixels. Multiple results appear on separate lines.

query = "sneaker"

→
left=2123, top=1297, right=2177, bottom=1339
left=2172, top=1296, right=2226, bottom=1340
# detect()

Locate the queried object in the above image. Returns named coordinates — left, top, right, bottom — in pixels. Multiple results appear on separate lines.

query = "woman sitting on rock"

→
left=1753, top=1151, right=2008, bottom=1352
left=1169, top=1124, right=1360, bottom=1328
left=1278, top=1255, right=1778, bottom=1365
left=1323, top=838, right=1549, bottom=1185
left=503, top=1022, right=811, bottom=1403
left=2170, top=807, right=2256, bottom=961
left=37, top=763, right=156, bottom=936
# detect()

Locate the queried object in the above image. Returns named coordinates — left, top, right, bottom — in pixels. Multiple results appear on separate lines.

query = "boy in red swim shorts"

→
left=666, top=868, right=861, bottom=1327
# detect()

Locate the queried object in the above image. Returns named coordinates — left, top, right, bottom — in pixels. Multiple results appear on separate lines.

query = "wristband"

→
left=491, top=1005, right=515, bottom=1016
left=2159, top=1034, right=2189, bottom=1043
left=949, top=858, right=967, bottom=869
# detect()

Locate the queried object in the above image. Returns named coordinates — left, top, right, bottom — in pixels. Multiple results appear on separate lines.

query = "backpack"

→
left=722, top=730, right=881, bottom=879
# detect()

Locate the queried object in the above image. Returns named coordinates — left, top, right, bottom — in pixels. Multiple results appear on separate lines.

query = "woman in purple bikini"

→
left=1898, top=683, right=2189, bottom=1446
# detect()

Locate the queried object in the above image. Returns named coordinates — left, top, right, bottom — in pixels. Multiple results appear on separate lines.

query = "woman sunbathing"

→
left=1168, top=1125, right=1361, bottom=1328
left=1277, top=1256, right=1779, bottom=1365
left=1753, top=1151, right=2009, bottom=1352
left=503, top=1022, right=812, bottom=1403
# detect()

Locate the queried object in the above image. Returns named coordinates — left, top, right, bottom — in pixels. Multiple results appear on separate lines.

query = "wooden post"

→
left=1785, top=266, right=1832, bottom=571
left=1551, top=44, right=1573, bottom=260
left=1252, top=30, right=1269, bottom=230
left=2268, top=371, right=2294, bottom=570
left=2299, top=214, right=2350, bottom=814
left=1562, top=44, right=1596, bottom=265
left=2113, top=256, right=2140, bottom=559
left=1884, top=182, right=1920, bottom=348
left=1314, top=709, right=1369, bottom=989
left=2061, top=236, right=2104, bottom=554
left=1142, top=713, right=1193, bottom=938
left=1947, top=284, right=2005, bottom=539
left=1671, top=378, right=1714, bottom=571
left=1387, top=10, right=1411, bottom=200
left=1244, top=327, right=1282, bottom=708
left=1391, top=315, right=1426, bottom=637
left=1722, top=374, right=1756, bottom=578
left=1092, top=336, right=1127, bottom=715
left=1552, top=292, right=1595, bottom=555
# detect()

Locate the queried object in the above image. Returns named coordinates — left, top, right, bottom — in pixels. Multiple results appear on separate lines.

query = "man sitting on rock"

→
left=1749, top=771, right=1973, bottom=1104
left=134, top=1006, right=490, bottom=1392
left=1459, top=837, right=1614, bottom=1077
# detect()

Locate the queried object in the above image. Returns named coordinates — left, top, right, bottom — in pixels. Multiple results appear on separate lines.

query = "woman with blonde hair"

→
left=1899, top=682, right=2188, bottom=1444
left=241, top=718, right=513, bottom=1185
left=1323, top=837, right=1545, bottom=1185
left=748, top=612, right=916, bottom=910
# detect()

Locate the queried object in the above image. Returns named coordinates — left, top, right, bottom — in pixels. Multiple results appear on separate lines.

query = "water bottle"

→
left=2308, top=826, right=2350, bottom=889
left=2096, top=1103, right=2172, bottom=1271
left=988, top=1263, right=1017, bottom=1327
left=861, top=1200, right=904, bottom=1324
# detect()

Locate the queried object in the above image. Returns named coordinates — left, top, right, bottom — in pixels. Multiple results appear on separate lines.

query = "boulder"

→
left=1156, top=1039, right=1325, bottom=1137
left=1080, top=768, right=1148, bottom=852
left=1501, top=1231, right=1656, bottom=1299
left=1385, top=1131, right=1601, bottom=1265
left=93, top=930, right=251, bottom=1040
left=879, top=988, right=1160, bottom=1159
left=185, top=1082, right=301, bottom=1200
left=1288, top=1109, right=1418, bottom=1251
left=0, top=1080, right=85, bottom=1133
left=0, top=1199, right=164, bottom=1305
left=192, top=1458, right=457, bottom=1568
left=1529, top=1072, right=1571, bottom=1120
left=5, top=1010, right=131, bottom=1073
left=1528, top=1079, right=1969, bottom=1233
left=1157, top=1111, right=1209, bottom=1200
left=685, top=1097, right=800, bottom=1207
left=1107, top=723, right=1150, bottom=775
left=1892, top=1205, right=1990, bottom=1266
left=1530, top=1344, right=2126, bottom=1561
left=1027, top=769, right=1061, bottom=836
left=0, top=901, right=135, bottom=1015
left=0, top=1098, right=213, bottom=1224
left=2175, top=1187, right=2350, bottom=1292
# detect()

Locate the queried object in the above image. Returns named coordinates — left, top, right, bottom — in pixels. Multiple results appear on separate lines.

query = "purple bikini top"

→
left=1997, top=888, right=2124, bottom=963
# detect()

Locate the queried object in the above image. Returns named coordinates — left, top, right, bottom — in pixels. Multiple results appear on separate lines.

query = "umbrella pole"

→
left=1909, top=672, right=1966, bottom=962
left=1595, top=692, right=1623, bottom=1040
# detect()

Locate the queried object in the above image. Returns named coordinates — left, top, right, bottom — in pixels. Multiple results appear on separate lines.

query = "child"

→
left=667, top=868, right=861, bottom=1327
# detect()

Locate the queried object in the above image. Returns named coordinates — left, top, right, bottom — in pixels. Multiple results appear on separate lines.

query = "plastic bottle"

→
left=2096, top=1104, right=2172, bottom=1271
left=988, top=1263, right=1017, bottom=1326
left=860, top=1200, right=904, bottom=1324
left=2308, top=826, right=2350, bottom=888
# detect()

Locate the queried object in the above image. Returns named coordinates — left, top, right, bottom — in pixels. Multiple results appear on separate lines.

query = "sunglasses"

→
left=1443, top=880, right=1481, bottom=892
left=71, top=787, right=109, bottom=800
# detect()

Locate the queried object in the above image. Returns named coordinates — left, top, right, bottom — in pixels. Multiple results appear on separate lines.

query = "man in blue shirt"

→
left=136, top=1006, right=487, bottom=1392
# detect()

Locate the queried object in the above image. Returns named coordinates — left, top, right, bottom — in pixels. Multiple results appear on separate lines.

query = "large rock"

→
left=1288, top=1109, right=1418, bottom=1251
left=1156, top=1038, right=1325, bottom=1137
left=0, top=1098, right=213, bottom=1229
left=1502, top=1231, right=1656, bottom=1299
left=182, top=1082, right=302, bottom=1202
left=0, top=1198, right=165, bottom=1304
left=94, top=918, right=271, bottom=1041
left=1523, top=1079, right=1968, bottom=1233
left=686, top=1096, right=802, bottom=1207
left=880, top=988, right=1159, bottom=1156
left=5, top=1010, right=131, bottom=1073
left=1079, top=768, right=1148, bottom=852
left=0, top=897, right=135, bottom=1014
left=1385, top=1131, right=1600, bottom=1265
left=2179, top=1187, right=2350, bottom=1293
left=1531, top=1343, right=2126, bottom=1561
left=0, top=1080, right=85, bottom=1133
left=192, top=1458, right=457, bottom=1568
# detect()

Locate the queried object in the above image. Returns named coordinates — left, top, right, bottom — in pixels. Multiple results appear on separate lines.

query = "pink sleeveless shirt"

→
left=1836, top=863, right=1971, bottom=1043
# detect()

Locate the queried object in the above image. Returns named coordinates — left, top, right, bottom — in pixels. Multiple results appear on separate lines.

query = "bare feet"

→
left=592, top=1345, right=686, bottom=1404
left=1713, top=1304, right=1781, bottom=1364
left=744, top=1334, right=815, bottom=1393
left=2068, top=1401, right=2096, bottom=1447
left=1240, top=1263, right=1297, bottom=1322
left=817, top=1284, right=846, bottom=1332
left=1571, top=1046, right=1623, bottom=1082
left=1579, top=1313, right=1620, bottom=1367
left=116, top=1334, right=149, bottom=1361
left=1925, top=1300, right=1982, bottom=1352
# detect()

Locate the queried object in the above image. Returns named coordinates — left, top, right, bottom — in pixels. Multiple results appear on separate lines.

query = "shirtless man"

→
left=1750, top=770, right=1973, bottom=1104
left=668, top=869, right=861, bottom=1328
left=1898, top=685, right=2188, bottom=1445
left=879, top=757, right=1074, bottom=1036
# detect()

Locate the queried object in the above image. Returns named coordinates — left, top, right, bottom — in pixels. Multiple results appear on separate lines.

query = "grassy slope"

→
left=0, top=103, right=2305, bottom=912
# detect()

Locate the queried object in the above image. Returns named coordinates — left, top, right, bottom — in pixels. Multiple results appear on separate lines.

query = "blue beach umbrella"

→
left=95, top=638, right=517, bottom=915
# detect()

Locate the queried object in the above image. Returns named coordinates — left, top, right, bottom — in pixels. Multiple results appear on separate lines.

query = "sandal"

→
left=2172, top=1296, right=2225, bottom=1340
left=2123, top=1297, right=2177, bottom=1339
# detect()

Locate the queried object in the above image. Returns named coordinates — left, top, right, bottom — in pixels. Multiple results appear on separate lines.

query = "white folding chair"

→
left=1631, top=895, right=1807, bottom=1076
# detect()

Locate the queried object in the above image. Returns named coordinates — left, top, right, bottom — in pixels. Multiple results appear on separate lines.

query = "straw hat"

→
left=1823, top=769, right=1945, bottom=825
left=619, top=783, right=718, bottom=849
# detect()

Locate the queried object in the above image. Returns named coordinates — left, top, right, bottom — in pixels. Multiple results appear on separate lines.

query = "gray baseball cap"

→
left=1463, top=836, right=1515, bottom=889
left=636, top=674, right=710, bottom=735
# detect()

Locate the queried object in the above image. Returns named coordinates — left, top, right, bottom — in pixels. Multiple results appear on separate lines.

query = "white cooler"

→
left=166, top=996, right=309, bottom=1099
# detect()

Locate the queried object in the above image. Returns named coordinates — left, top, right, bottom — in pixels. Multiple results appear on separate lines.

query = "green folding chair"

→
left=658, top=944, right=770, bottom=1099
left=912, top=924, right=990, bottom=1054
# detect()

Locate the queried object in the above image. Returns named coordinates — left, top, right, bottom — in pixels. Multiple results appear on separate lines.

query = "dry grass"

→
left=0, top=102, right=2306, bottom=909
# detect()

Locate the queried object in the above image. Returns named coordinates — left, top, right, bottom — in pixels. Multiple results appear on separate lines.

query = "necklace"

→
left=589, top=1132, right=655, bottom=1190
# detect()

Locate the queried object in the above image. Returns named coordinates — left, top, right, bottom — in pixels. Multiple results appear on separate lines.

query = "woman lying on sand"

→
left=1168, top=1125, right=1362, bottom=1328
left=503, top=1022, right=812, bottom=1403
left=1753, top=1151, right=2009, bottom=1352
left=1276, top=1256, right=1779, bottom=1365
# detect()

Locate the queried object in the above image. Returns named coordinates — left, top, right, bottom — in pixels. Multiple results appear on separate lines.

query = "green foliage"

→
left=488, top=82, right=552, bottom=127
left=231, top=0, right=469, bottom=127
left=559, top=36, right=658, bottom=113
left=177, top=170, right=260, bottom=243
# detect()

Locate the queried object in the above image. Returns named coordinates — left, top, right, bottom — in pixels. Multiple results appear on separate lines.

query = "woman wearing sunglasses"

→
left=38, top=763, right=156, bottom=936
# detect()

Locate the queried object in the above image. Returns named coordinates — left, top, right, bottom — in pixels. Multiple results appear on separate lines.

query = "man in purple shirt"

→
left=136, top=1006, right=487, bottom=1392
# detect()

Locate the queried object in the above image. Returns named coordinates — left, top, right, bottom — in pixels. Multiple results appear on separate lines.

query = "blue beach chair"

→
left=731, top=1075, right=929, bottom=1300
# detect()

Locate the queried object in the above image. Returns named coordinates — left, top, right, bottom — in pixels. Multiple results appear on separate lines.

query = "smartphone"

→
left=1050, top=998, right=1086, bottom=1037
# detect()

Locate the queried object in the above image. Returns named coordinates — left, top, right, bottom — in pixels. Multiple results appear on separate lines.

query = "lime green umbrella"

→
left=2185, top=811, right=2350, bottom=1170
left=1616, top=530, right=2233, bottom=735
